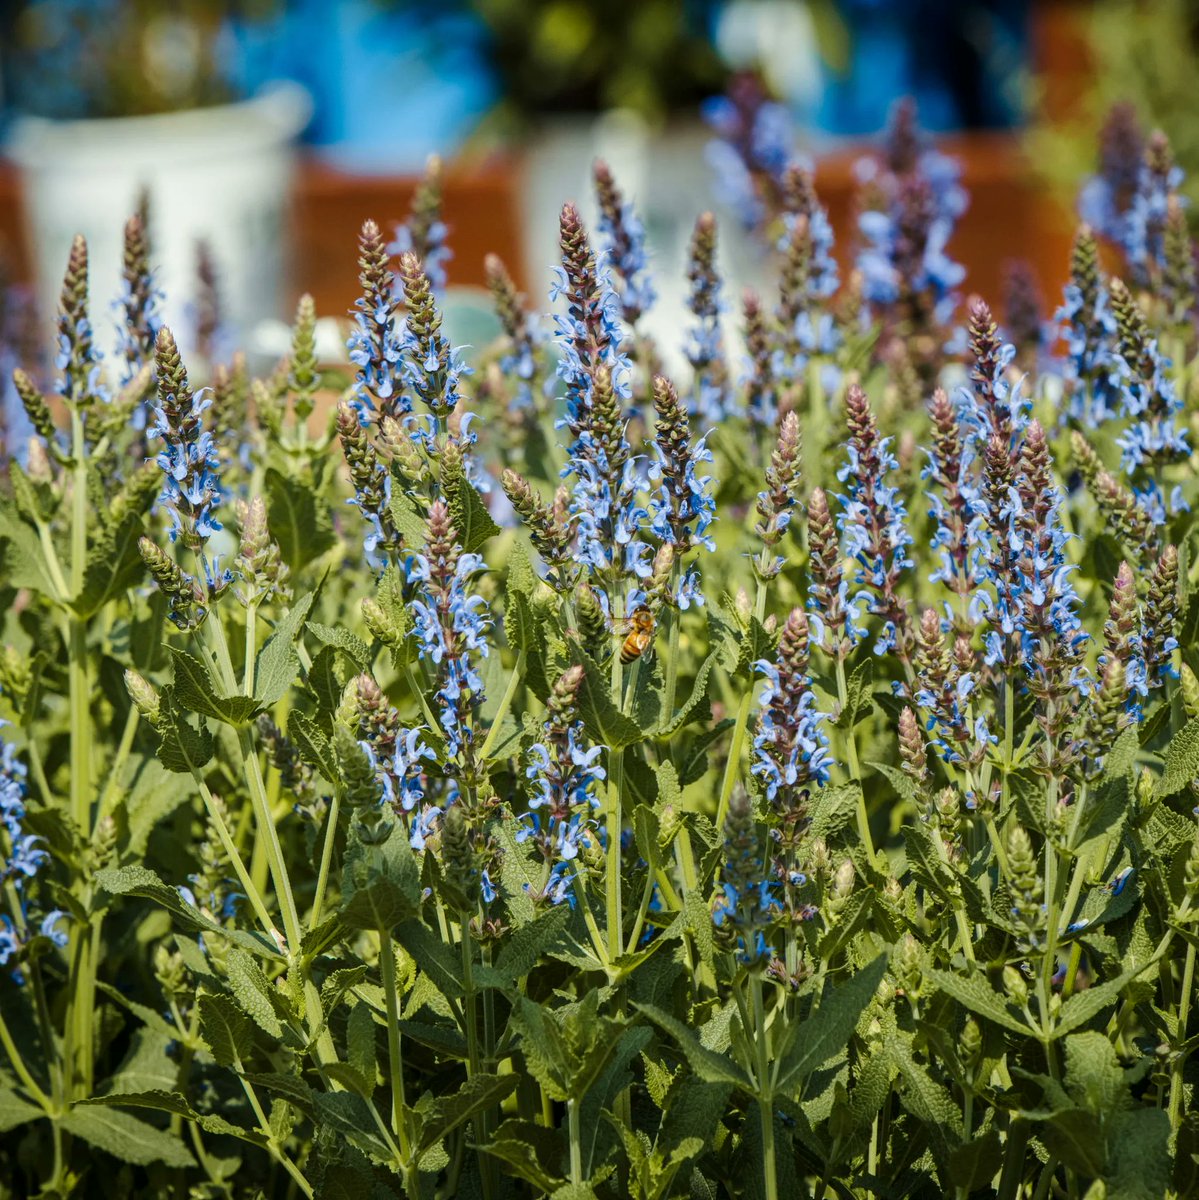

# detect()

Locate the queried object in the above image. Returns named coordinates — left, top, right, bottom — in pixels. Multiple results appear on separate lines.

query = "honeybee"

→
left=618, top=606, right=656, bottom=664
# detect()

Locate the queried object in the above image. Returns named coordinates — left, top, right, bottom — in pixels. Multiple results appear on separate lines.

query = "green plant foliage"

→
left=1, top=104, right=1199, bottom=1200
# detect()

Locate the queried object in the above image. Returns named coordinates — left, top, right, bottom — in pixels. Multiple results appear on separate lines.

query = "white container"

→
left=5, top=82, right=311, bottom=365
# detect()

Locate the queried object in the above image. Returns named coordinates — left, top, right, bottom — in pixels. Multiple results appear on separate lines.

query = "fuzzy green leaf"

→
left=775, top=955, right=888, bottom=1092
left=0, top=1089, right=44, bottom=1133
left=416, top=1073, right=519, bottom=1156
left=255, top=592, right=315, bottom=707
left=634, top=1004, right=753, bottom=1091
left=266, top=466, right=334, bottom=572
left=198, top=993, right=253, bottom=1068
left=226, top=947, right=284, bottom=1039
left=657, top=653, right=717, bottom=735
left=167, top=647, right=259, bottom=726
left=1054, top=961, right=1155, bottom=1038
left=0, top=504, right=57, bottom=598
left=450, top=473, right=501, bottom=554
left=61, top=1106, right=195, bottom=1168
left=924, top=968, right=1035, bottom=1037
left=73, top=513, right=144, bottom=617
left=1154, top=715, right=1199, bottom=800
left=566, top=639, right=644, bottom=749
left=306, top=621, right=372, bottom=671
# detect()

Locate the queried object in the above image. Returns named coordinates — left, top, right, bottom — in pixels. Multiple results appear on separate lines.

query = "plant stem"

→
left=380, top=930, right=411, bottom=1162
left=835, top=654, right=875, bottom=864
left=477, top=649, right=525, bottom=761
left=309, top=791, right=341, bottom=932
left=1168, top=940, right=1196, bottom=1135
left=0, top=1006, right=52, bottom=1110
left=606, top=649, right=625, bottom=962
left=750, top=974, right=778, bottom=1200
left=568, top=1097, right=583, bottom=1186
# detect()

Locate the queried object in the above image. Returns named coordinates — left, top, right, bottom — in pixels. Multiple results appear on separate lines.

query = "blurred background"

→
left=0, top=0, right=1192, bottom=365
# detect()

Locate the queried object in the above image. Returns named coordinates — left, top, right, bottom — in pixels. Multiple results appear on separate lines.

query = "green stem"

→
left=568, top=1097, right=583, bottom=1186
left=309, top=792, right=341, bottom=932
left=606, top=651, right=625, bottom=963
left=750, top=974, right=778, bottom=1200
left=0, top=1006, right=52, bottom=1110
left=477, top=649, right=526, bottom=761
left=96, top=704, right=140, bottom=828
left=662, top=562, right=682, bottom=726
left=1168, top=940, right=1196, bottom=1136
left=835, top=654, right=875, bottom=864
left=380, top=930, right=411, bottom=1162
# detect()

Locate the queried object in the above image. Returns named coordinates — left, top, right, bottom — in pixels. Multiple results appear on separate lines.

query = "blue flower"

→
left=407, top=504, right=492, bottom=759
left=752, top=611, right=836, bottom=807
left=836, top=388, right=914, bottom=655
left=0, top=722, right=68, bottom=981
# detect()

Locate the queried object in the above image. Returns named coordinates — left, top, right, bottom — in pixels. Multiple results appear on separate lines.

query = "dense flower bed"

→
left=0, top=98, right=1197, bottom=1198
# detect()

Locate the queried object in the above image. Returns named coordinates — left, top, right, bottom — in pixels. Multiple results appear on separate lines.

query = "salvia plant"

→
left=2, top=94, right=1199, bottom=1200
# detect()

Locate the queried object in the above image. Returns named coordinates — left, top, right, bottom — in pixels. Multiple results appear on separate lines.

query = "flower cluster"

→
left=837, top=385, right=913, bottom=656
left=593, top=160, right=656, bottom=328
left=752, top=609, right=834, bottom=807
left=647, top=375, right=715, bottom=606
left=390, top=155, right=451, bottom=295
left=407, top=501, right=491, bottom=759
left=517, top=665, right=605, bottom=905
left=116, top=210, right=163, bottom=395
left=683, top=212, right=732, bottom=424
left=347, top=220, right=404, bottom=421
left=702, top=71, right=793, bottom=230
left=1108, top=276, right=1189, bottom=523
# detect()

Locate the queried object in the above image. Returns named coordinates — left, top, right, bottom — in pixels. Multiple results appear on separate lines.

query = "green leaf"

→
left=198, top=992, right=253, bottom=1068
left=566, top=639, right=644, bottom=749
left=507, top=537, right=538, bottom=596
left=340, top=828, right=422, bottom=933
left=266, top=466, right=334, bottom=572
left=95, top=865, right=282, bottom=958
left=1064, top=1031, right=1127, bottom=1116
left=1154, top=715, right=1199, bottom=800
left=389, top=489, right=428, bottom=549
left=168, top=646, right=259, bottom=726
left=947, top=1129, right=1003, bottom=1192
left=866, top=760, right=923, bottom=807
left=255, top=592, right=316, bottom=707
left=503, top=588, right=542, bottom=658
left=477, top=905, right=570, bottom=989
left=395, top=918, right=465, bottom=999
left=832, top=659, right=874, bottom=730
left=1101, top=725, right=1140, bottom=784
left=61, top=1106, right=195, bottom=1167
left=150, top=686, right=214, bottom=773
left=73, top=513, right=144, bottom=616
left=307, top=621, right=372, bottom=671
left=346, top=1003, right=377, bottom=1095
left=657, top=653, right=717, bottom=735
left=1054, top=961, right=1155, bottom=1038
left=891, top=1035, right=963, bottom=1161
left=775, top=955, right=888, bottom=1092
left=634, top=1004, right=753, bottom=1091
left=416, top=1074, right=519, bottom=1156
left=1108, top=1108, right=1171, bottom=1199
left=226, top=947, right=284, bottom=1039
left=481, top=1119, right=566, bottom=1195
left=288, top=708, right=338, bottom=781
left=0, top=1088, right=44, bottom=1132
left=0, top=503, right=57, bottom=597
left=924, top=968, right=1034, bottom=1037
left=1041, top=1109, right=1107, bottom=1177
left=450, top=473, right=501, bottom=554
